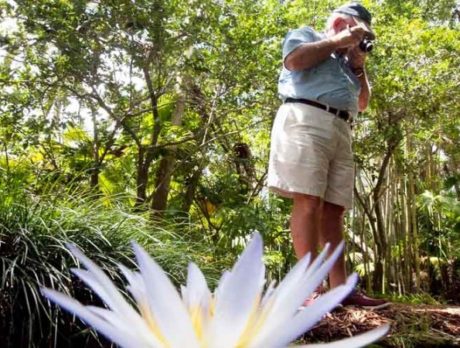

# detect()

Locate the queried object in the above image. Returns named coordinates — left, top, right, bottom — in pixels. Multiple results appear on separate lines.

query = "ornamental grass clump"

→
left=0, top=192, right=225, bottom=347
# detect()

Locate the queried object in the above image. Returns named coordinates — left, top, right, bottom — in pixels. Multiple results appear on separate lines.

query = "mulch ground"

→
left=301, top=303, right=460, bottom=347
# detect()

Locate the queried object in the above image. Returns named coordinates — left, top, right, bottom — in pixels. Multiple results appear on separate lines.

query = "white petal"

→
left=207, top=232, right=265, bottom=348
left=66, top=244, right=138, bottom=319
left=214, top=269, right=231, bottom=298
left=41, top=288, right=157, bottom=348
left=261, top=279, right=277, bottom=307
left=294, top=324, right=390, bottom=347
left=181, top=284, right=188, bottom=302
left=278, top=241, right=345, bottom=313
left=69, top=252, right=164, bottom=343
left=184, top=262, right=212, bottom=310
left=269, top=243, right=334, bottom=315
left=71, top=269, right=120, bottom=310
left=271, top=252, right=312, bottom=300
left=119, top=264, right=148, bottom=306
left=262, top=252, right=311, bottom=312
left=252, top=242, right=345, bottom=346
left=86, top=306, right=143, bottom=332
left=303, top=243, right=332, bottom=276
left=132, top=242, right=200, bottom=348
left=183, top=263, right=213, bottom=341
left=256, top=274, right=357, bottom=348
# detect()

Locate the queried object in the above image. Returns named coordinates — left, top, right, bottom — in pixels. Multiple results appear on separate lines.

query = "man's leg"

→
left=320, top=200, right=390, bottom=308
left=320, top=200, right=347, bottom=288
left=290, top=194, right=322, bottom=260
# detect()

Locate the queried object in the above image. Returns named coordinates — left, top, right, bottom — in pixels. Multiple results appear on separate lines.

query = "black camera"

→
left=359, top=38, right=374, bottom=53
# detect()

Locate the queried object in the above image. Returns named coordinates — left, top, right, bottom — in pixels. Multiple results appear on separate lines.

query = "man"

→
left=268, top=3, right=388, bottom=308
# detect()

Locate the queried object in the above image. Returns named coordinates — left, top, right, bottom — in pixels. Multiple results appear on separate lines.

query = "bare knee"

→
left=322, top=201, right=345, bottom=220
left=321, top=201, right=346, bottom=245
left=292, top=194, right=322, bottom=217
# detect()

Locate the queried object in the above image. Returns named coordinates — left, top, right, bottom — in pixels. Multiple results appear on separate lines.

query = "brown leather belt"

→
left=284, top=98, right=353, bottom=123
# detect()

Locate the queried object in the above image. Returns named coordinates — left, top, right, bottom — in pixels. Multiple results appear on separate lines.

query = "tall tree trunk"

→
left=405, top=134, right=421, bottom=292
left=370, top=128, right=401, bottom=292
left=150, top=152, right=175, bottom=216
left=136, top=147, right=149, bottom=207
left=178, top=83, right=217, bottom=216
left=182, top=168, right=202, bottom=214
left=90, top=107, right=100, bottom=189
left=134, top=57, right=163, bottom=208
left=409, top=170, right=421, bottom=292
left=373, top=196, right=387, bottom=292
left=385, top=161, right=394, bottom=294
left=90, top=165, right=100, bottom=188
left=403, top=174, right=413, bottom=292
left=150, top=91, right=186, bottom=217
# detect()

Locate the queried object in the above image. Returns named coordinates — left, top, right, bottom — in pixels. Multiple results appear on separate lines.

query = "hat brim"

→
left=354, top=17, right=375, bottom=40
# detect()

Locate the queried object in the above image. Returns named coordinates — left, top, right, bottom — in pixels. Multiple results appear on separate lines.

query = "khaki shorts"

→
left=267, top=102, right=354, bottom=209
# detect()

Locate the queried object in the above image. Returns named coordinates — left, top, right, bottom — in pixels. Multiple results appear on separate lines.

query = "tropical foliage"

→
left=0, top=0, right=459, bottom=346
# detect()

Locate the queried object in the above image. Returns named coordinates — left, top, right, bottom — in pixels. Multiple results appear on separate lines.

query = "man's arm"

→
left=284, top=26, right=366, bottom=71
left=348, top=47, right=370, bottom=111
left=356, top=70, right=370, bottom=112
left=284, top=39, right=340, bottom=71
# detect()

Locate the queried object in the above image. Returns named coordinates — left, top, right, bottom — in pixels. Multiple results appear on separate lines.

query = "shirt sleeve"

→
left=282, top=27, right=317, bottom=60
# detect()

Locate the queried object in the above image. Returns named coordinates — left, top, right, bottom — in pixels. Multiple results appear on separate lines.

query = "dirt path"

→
left=301, top=303, right=460, bottom=347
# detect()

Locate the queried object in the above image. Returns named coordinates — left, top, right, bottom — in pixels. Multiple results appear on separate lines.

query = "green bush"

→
left=0, top=189, right=230, bottom=347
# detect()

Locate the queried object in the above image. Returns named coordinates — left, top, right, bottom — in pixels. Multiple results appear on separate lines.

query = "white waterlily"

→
left=41, top=233, right=389, bottom=347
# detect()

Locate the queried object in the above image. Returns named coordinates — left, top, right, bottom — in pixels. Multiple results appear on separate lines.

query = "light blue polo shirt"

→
left=278, top=26, right=361, bottom=115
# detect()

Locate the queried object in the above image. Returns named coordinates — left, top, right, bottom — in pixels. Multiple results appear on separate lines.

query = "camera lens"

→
left=359, top=39, right=374, bottom=52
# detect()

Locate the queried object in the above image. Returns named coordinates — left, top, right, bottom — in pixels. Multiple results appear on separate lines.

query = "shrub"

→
left=0, top=191, right=229, bottom=347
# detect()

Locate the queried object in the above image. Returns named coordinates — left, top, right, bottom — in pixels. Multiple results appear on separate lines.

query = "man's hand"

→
left=331, top=25, right=366, bottom=49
